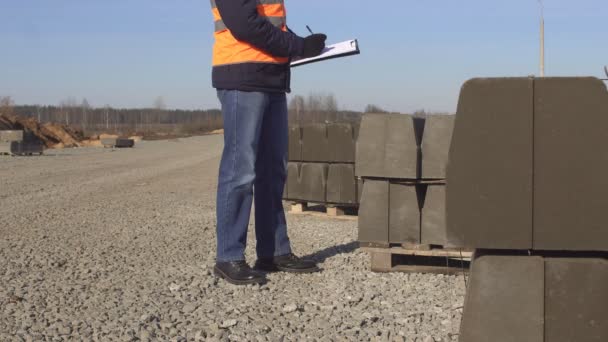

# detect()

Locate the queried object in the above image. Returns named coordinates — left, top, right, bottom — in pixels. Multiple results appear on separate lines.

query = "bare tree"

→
left=0, top=96, right=15, bottom=116
left=364, top=104, right=387, bottom=113
left=288, top=95, right=305, bottom=123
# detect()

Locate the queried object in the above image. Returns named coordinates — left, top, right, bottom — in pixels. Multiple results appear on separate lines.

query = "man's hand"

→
left=301, top=34, right=327, bottom=58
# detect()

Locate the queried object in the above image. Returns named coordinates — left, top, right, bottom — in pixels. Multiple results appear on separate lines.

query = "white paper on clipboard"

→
left=291, top=39, right=360, bottom=67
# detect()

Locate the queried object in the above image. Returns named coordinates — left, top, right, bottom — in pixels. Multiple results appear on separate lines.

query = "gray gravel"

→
left=0, top=135, right=465, bottom=341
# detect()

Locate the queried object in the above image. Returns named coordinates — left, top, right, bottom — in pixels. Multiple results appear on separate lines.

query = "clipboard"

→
left=291, top=39, right=360, bottom=67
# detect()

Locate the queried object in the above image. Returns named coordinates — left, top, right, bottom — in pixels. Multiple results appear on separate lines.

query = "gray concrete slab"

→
left=356, top=113, right=418, bottom=179
left=301, top=124, right=331, bottom=162
left=358, top=180, right=390, bottom=246
left=0, top=130, right=24, bottom=142
left=326, top=164, right=357, bottom=205
left=288, top=126, right=302, bottom=161
left=421, top=185, right=447, bottom=246
left=284, top=162, right=301, bottom=200
left=545, top=257, right=608, bottom=342
left=389, top=183, right=420, bottom=244
left=421, top=115, right=454, bottom=179
left=460, top=254, right=544, bottom=342
left=299, top=163, right=328, bottom=203
left=328, top=123, right=356, bottom=163
left=533, top=78, right=608, bottom=251
left=447, top=78, right=534, bottom=249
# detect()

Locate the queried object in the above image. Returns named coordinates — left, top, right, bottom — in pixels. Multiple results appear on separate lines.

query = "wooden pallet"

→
left=287, top=202, right=358, bottom=220
left=362, top=244, right=473, bottom=274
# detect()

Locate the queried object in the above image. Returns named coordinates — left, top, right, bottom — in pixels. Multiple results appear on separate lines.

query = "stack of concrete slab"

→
left=356, top=113, right=455, bottom=247
left=284, top=123, right=361, bottom=207
left=101, top=137, right=135, bottom=148
left=447, top=77, right=608, bottom=341
left=0, top=130, right=44, bottom=156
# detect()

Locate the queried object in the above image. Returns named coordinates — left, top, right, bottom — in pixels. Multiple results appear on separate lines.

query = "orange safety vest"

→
left=211, top=0, right=289, bottom=66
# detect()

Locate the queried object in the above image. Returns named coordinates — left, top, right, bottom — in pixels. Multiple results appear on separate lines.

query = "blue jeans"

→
left=216, top=89, right=292, bottom=262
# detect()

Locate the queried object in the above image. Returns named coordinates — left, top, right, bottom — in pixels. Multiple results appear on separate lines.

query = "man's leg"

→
left=253, top=93, right=319, bottom=273
left=253, top=92, right=292, bottom=259
left=216, top=89, right=267, bottom=263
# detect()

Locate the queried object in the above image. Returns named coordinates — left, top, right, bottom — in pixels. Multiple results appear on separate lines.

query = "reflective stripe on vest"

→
left=211, top=0, right=288, bottom=66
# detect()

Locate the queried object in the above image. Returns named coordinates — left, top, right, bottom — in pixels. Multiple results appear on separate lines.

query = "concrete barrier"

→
left=421, top=185, right=447, bottom=246
left=301, top=124, right=330, bottom=162
left=299, top=163, right=328, bottom=203
left=460, top=253, right=608, bottom=342
left=532, top=78, right=608, bottom=251
left=460, top=254, right=545, bottom=342
left=285, top=162, right=302, bottom=200
left=447, top=77, right=608, bottom=251
left=328, top=123, right=356, bottom=163
left=544, top=257, right=608, bottom=342
left=356, top=113, right=418, bottom=179
left=326, top=164, right=357, bottom=205
left=421, top=116, right=454, bottom=179
left=358, top=180, right=389, bottom=246
left=288, top=126, right=302, bottom=161
left=447, top=78, right=535, bottom=249
left=389, top=183, right=420, bottom=244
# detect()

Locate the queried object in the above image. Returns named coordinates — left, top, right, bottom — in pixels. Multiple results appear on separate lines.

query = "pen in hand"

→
left=306, top=25, right=314, bottom=35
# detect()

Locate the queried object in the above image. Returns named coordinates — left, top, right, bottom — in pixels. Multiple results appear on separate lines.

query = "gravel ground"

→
left=0, top=135, right=465, bottom=341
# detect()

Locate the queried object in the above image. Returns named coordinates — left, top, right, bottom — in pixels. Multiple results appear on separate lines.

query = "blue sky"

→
left=1, top=0, right=606, bottom=113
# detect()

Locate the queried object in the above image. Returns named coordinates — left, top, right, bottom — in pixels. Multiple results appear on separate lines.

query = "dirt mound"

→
left=0, top=114, right=85, bottom=148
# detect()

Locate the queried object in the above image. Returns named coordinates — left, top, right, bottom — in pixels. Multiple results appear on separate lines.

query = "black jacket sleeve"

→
left=215, top=0, right=304, bottom=58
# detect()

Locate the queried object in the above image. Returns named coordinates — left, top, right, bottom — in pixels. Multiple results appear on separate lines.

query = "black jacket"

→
left=213, top=0, right=304, bottom=93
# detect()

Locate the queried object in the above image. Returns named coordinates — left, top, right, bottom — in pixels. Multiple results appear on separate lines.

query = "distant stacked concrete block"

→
left=284, top=122, right=360, bottom=207
left=356, top=113, right=454, bottom=247
left=0, top=130, right=24, bottom=142
left=448, top=77, right=608, bottom=342
left=102, top=137, right=135, bottom=148
left=0, top=130, right=43, bottom=156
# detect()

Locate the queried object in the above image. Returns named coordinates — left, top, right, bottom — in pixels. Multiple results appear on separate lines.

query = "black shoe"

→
left=255, top=253, right=320, bottom=273
left=214, top=261, right=267, bottom=285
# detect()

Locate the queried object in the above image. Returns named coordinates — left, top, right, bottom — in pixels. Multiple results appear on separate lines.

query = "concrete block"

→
left=285, top=162, right=302, bottom=200
left=421, top=185, right=447, bottom=246
left=389, top=183, right=420, bottom=244
left=115, top=138, right=134, bottom=148
left=421, top=115, right=454, bottom=179
left=356, top=113, right=417, bottom=179
left=288, top=126, right=302, bottom=161
left=460, top=254, right=544, bottom=342
left=327, top=123, right=356, bottom=163
left=0, top=130, right=24, bottom=142
left=358, top=180, right=389, bottom=246
left=0, top=141, right=12, bottom=154
left=101, top=137, right=117, bottom=147
left=299, top=163, right=328, bottom=203
left=326, top=164, right=357, bottom=205
left=301, top=124, right=330, bottom=162
left=447, top=78, right=534, bottom=249
left=545, top=257, right=608, bottom=342
left=357, top=178, right=364, bottom=204
left=533, top=78, right=608, bottom=251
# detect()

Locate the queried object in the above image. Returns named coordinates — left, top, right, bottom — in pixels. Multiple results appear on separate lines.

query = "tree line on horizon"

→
left=1, top=94, right=438, bottom=136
